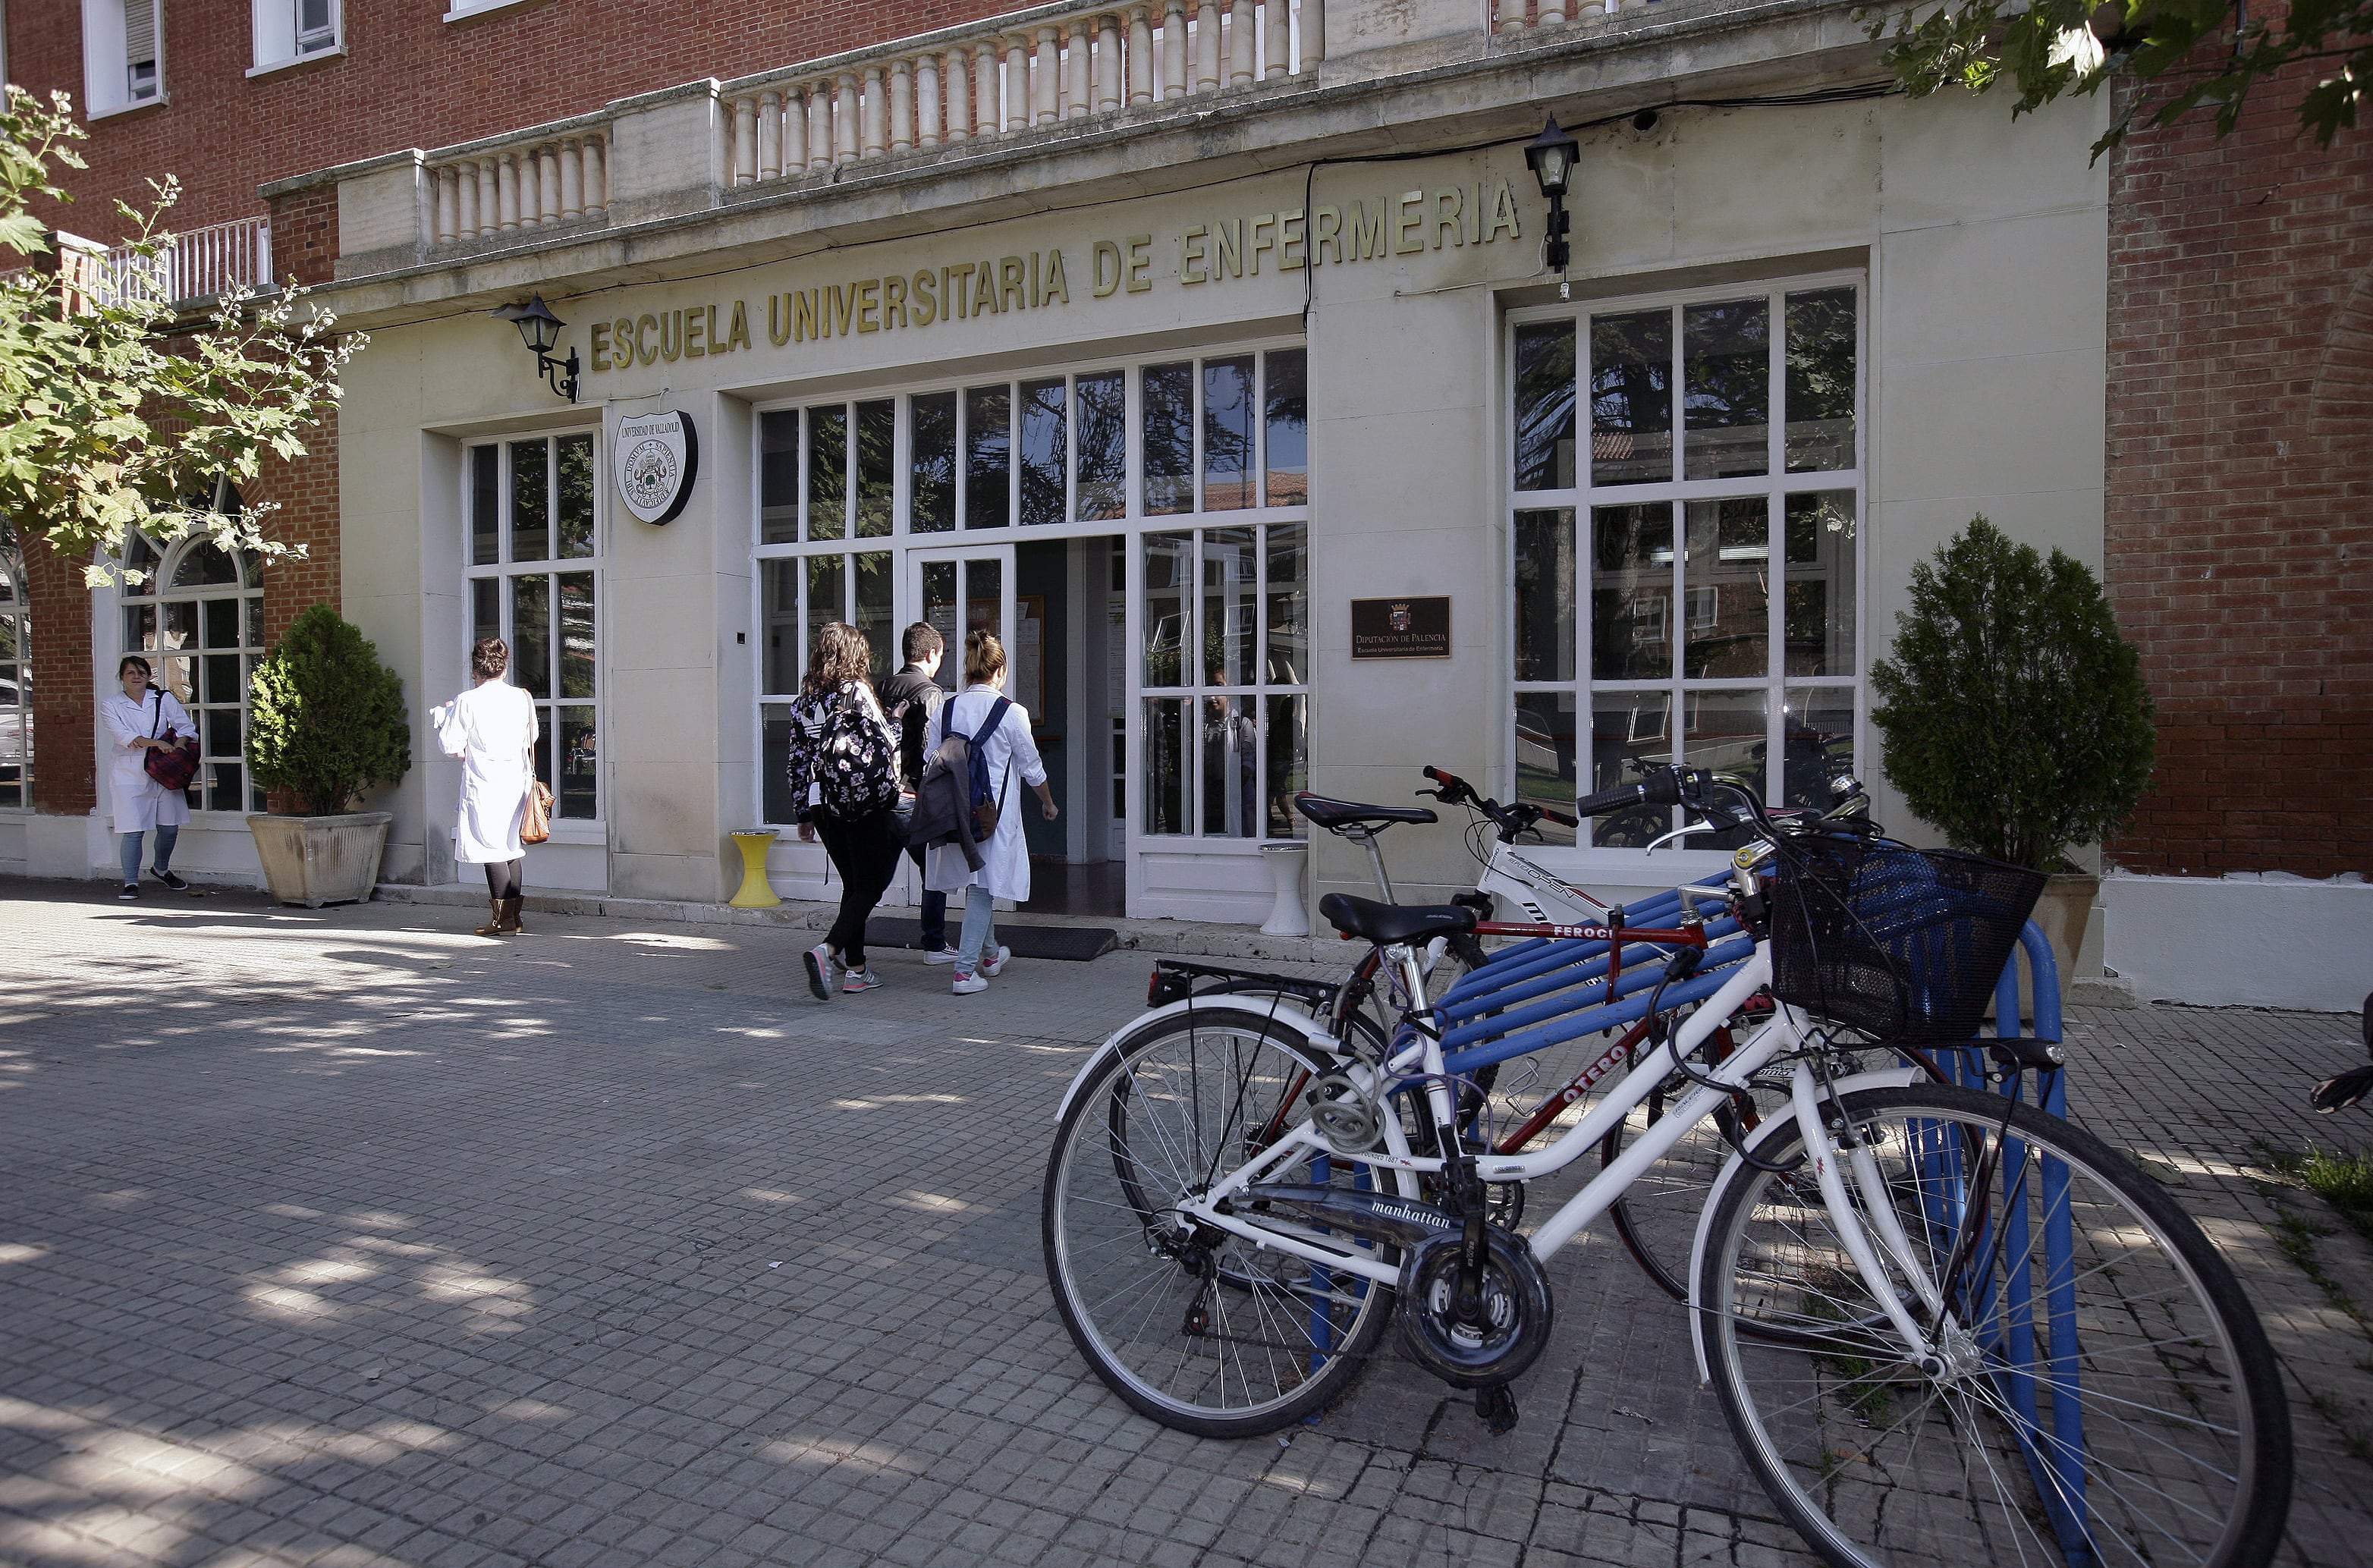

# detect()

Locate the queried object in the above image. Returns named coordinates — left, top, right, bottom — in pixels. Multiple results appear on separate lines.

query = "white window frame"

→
left=249, top=0, right=341, bottom=77
left=460, top=429, right=606, bottom=840
left=0, top=523, right=30, bottom=812
left=746, top=338, right=1312, bottom=880
left=116, top=521, right=264, bottom=817
left=82, top=0, right=164, bottom=118
left=1506, top=270, right=1868, bottom=879
left=443, top=0, right=538, bottom=21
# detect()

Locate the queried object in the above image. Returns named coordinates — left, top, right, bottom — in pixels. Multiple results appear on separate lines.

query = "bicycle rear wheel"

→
left=1042, top=1004, right=1406, bottom=1437
left=1699, top=1085, right=2289, bottom=1568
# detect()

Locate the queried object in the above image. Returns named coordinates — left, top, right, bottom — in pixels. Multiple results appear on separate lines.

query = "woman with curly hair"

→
left=785, top=621, right=902, bottom=998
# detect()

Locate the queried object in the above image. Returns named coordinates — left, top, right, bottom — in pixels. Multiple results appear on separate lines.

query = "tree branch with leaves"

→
left=1866, top=0, right=2369, bottom=154
left=0, top=85, right=361, bottom=586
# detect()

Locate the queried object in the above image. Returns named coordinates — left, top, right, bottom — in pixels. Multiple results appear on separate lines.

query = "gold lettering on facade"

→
left=856, top=278, right=881, bottom=333
left=1180, top=224, right=1208, bottom=285
left=1347, top=202, right=1385, bottom=261
left=1313, top=205, right=1342, bottom=264
left=635, top=314, right=658, bottom=366
left=1280, top=209, right=1306, bottom=271
left=1488, top=178, right=1523, bottom=242
left=1092, top=239, right=1123, bottom=297
left=973, top=262, right=1000, bottom=316
left=1394, top=190, right=1425, bottom=255
left=1433, top=187, right=1464, bottom=249
left=1125, top=234, right=1152, bottom=291
left=685, top=306, right=707, bottom=357
left=998, top=256, right=1025, bottom=313
left=883, top=274, right=907, bottom=329
left=948, top=262, right=974, bottom=319
left=724, top=300, right=750, bottom=352
left=1248, top=214, right=1275, bottom=275
left=912, top=269, right=938, bottom=325
left=589, top=320, right=611, bottom=371
left=1043, top=247, right=1070, bottom=305
left=1214, top=218, right=1243, bottom=279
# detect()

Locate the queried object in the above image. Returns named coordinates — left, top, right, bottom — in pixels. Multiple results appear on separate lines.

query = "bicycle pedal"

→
left=1473, top=1384, right=1519, bottom=1435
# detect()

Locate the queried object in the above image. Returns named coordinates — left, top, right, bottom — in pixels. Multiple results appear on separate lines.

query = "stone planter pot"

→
left=247, top=812, right=393, bottom=908
left=2030, top=872, right=2101, bottom=985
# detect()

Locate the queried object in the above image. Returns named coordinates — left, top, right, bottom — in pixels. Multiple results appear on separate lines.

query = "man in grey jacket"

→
left=880, top=623, right=956, bottom=960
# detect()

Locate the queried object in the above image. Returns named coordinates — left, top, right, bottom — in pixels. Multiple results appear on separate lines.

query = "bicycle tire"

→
left=1600, top=1079, right=1755, bottom=1300
left=1042, top=1004, right=1407, bottom=1438
left=1698, top=1084, right=2290, bottom=1568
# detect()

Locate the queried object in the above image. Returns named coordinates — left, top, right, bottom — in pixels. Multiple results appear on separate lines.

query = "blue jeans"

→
left=892, top=797, right=948, bottom=950
left=121, top=824, right=178, bottom=885
left=956, top=885, right=998, bottom=976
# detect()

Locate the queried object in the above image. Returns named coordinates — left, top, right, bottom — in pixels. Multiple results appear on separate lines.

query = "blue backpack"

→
left=945, top=696, right=1013, bottom=839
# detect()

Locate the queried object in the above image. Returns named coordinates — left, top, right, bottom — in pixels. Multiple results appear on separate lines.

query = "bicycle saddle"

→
left=1317, top=893, right=1478, bottom=947
left=1293, top=792, right=1438, bottom=831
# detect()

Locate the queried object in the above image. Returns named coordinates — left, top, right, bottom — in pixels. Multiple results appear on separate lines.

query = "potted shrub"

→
left=1869, top=517, right=2156, bottom=980
left=244, top=604, right=412, bottom=907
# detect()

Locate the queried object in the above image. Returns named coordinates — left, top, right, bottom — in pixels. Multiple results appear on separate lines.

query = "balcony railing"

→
left=429, top=127, right=611, bottom=249
left=5, top=217, right=275, bottom=312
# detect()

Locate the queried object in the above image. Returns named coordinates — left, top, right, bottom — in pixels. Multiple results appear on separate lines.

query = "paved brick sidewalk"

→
left=2, top=880, right=2368, bottom=1567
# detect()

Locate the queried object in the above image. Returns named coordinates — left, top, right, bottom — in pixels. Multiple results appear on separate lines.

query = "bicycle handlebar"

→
left=1574, top=771, right=1685, bottom=818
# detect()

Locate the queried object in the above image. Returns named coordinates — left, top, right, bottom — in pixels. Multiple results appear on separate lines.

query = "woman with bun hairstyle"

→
left=431, top=636, right=539, bottom=936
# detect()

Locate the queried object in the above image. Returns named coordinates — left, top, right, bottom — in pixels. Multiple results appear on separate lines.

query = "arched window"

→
left=118, top=515, right=265, bottom=814
left=0, top=523, right=29, bottom=809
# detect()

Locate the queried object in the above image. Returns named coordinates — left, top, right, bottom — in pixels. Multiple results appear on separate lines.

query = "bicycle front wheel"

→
left=1042, top=1004, right=1407, bottom=1437
left=1699, top=1085, right=2290, bottom=1568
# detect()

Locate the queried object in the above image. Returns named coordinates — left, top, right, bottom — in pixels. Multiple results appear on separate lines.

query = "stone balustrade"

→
left=1492, top=0, right=1658, bottom=25
left=428, top=128, right=611, bottom=248
left=719, top=0, right=1324, bottom=188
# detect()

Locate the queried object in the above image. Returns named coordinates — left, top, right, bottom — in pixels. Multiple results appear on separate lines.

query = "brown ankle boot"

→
left=475, top=897, right=505, bottom=937
left=497, top=894, right=526, bottom=934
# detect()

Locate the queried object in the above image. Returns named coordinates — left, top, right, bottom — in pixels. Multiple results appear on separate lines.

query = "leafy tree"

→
left=0, top=86, right=359, bottom=584
left=1869, top=517, right=2156, bottom=869
left=246, top=605, right=411, bottom=815
left=1866, top=0, right=2370, bottom=155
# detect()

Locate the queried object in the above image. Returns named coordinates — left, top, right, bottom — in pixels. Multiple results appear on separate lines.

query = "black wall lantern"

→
left=493, top=294, right=580, bottom=403
left=1524, top=116, right=1579, bottom=297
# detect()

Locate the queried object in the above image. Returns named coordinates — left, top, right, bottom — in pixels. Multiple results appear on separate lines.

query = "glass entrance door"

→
left=910, top=545, right=1015, bottom=691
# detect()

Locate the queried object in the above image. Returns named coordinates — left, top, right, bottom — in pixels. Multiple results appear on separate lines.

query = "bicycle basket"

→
left=1768, top=839, right=2046, bottom=1045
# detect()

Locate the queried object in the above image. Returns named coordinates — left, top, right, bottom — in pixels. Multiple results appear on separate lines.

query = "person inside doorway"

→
left=878, top=621, right=956, bottom=963
left=101, top=655, right=192, bottom=900
left=926, top=630, right=1058, bottom=995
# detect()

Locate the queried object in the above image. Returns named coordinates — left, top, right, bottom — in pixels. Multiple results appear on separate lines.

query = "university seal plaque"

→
left=614, top=409, right=699, bottom=526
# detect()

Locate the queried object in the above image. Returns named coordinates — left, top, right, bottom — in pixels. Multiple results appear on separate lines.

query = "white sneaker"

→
left=803, top=944, right=834, bottom=1001
left=979, top=945, right=1012, bottom=977
left=950, top=969, right=989, bottom=995
left=921, top=945, right=963, bottom=966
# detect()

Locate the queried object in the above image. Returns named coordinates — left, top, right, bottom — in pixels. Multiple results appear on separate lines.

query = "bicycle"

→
left=1042, top=765, right=2290, bottom=1568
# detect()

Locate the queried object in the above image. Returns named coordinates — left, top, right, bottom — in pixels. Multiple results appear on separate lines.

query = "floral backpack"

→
left=797, top=683, right=899, bottom=819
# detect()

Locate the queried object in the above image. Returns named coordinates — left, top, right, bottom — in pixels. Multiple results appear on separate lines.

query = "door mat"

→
left=867, top=918, right=1118, bottom=963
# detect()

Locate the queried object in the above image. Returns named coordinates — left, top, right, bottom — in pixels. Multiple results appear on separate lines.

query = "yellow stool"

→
left=728, top=830, right=781, bottom=908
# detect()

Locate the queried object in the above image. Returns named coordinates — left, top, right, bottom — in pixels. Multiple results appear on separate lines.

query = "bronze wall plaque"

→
left=1350, top=596, right=1451, bottom=659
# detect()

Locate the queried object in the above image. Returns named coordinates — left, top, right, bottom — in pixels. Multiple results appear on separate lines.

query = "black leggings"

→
left=483, top=858, right=524, bottom=899
left=814, top=806, right=901, bottom=968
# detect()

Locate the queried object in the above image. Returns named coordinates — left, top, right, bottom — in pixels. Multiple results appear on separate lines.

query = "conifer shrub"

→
left=1869, top=517, right=2155, bottom=870
left=245, top=604, right=411, bottom=815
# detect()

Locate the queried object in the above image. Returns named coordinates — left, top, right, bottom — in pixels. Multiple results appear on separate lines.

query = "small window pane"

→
left=1513, top=322, right=1577, bottom=491
left=532, top=707, right=555, bottom=800
left=557, top=706, right=598, bottom=819
left=1514, top=691, right=1578, bottom=847
left=1142, top=363, right=1195, bottom=515
left=964, top=387, right=1010, bottom=530
left=1202, top=356, right=1256, bottom=511
left=1263, top=350, right=1308, bottom=507
left=1075, top=372, right=1127, bottom=521
left=855, top=400, right=895, bottom=538
left=509, top=439, right=550, bottom=562
left=1587, top=690, right=1673, bottom=847
left=1683, top=498, right=1768, bottom=678
left=1201, top=527, right=1256, bottom=686
left=807, top=406, right=847, bottom=541
left=1513, top=508, right=1575, bottom=683
left=202, top=597, right=239, bottom=650
left=124, top=533, right=159, bottom=579
left=208, top=761, right=242, bottom=814
left=1786, top=288, right=1857, bottom=473
left=203, top=654, right=240, bottom=705
left=909, top=392, right=957, bottom=533
left=1265, top=693, right=1307, bottom=838
left=920, top=561, right=957, bottom=690
left=964, top=557, right=1001, bottom=647
left=1019, top=378, right=1067, bottom=527
left=1264, top=523, right=1306, bottom=685
left=1201, top=694, right=1258, bottom=837
left=123, top=604, right=156, bottom=652
left=512, top=575, right=551, bottom=699
left=761, top=701, right=797, bottom=823
left=1785, top=492, right=1858, bottom=677
left=1784, top=687, right=1855, bottom=809
left=246, top=598, right=264, bottom=653
left=1590, top=311, right=1673, bottom=486
left=1591, top=504, right=1674, bottom=681
left=162, top=601, right=197, bottom=650
left=205, top=707, right=239, bottom=759
left=172, top=542, right=239, bottom=589
left=1683, top=688, right=1767, bottom=837
left=1683, top=299, right=1770, bottom=480
left=557, top=573, right=596, bottom=699
left=806, top=555, right=845, bottom=657
left=763, top=561, right=800, bottom=694
left=470, top=445, right=501, bottom=564
left=471, top=579, right=500, bottom=650
left=759, top=410, right=801, bottom=544
left=557, top=434, right=596, bottom=558
left=1143, top=696, right=1186, bottom=834
left=855, top=552, right=893, bottom=677
left=1142, top=532, right=1191, bottom=688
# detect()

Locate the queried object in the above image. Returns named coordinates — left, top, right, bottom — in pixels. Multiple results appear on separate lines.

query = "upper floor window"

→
left=251, top=0, right=337, bottom=73
left=82, top=0, right=162, bottom=116
left=0, top=523, right=29, bottom=810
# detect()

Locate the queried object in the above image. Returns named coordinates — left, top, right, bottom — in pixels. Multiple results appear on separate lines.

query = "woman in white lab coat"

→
left=924, top=630, right=1058, bottom=994
left=99, top=654, right=193, bottom=900
left=430, top=636, right=539, bottom=937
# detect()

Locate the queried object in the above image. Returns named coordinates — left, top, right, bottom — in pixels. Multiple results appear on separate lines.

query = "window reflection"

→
left=1263, top=350, right=1307, bottom=507
left=1513, top=321, right=1576, bottom=491
left=1590, top=311, right=1671, bottom=486
left=909, top=392, right=956, bottom=533
left=1075, top=372, right=1127, bottom=520
left=1202, top=356, right=1256, bottom=511
left=1683, top=299, right=1770, bottom=479
left=1020, top=378, right=1067, bottom=526
left=1591, top=504, right=1674, bottom=681
left=964, top=386, right=1010, bottom=529
left=1786, top=288, right=1857, bottom=473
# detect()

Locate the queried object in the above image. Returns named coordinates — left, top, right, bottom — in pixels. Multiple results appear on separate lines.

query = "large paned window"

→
left=119, top=522, right=264, bottom=814
left=750, top=346, right=1309, bottom=836
left=0, top=524, right=29, bottom=809
left=1510, top=282, right=1861, bottom=847
left=465, top=433, right=602, bottom=821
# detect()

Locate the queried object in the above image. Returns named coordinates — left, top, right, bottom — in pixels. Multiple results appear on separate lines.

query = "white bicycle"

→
left=1042, top=765, right=2290, bottom=1568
